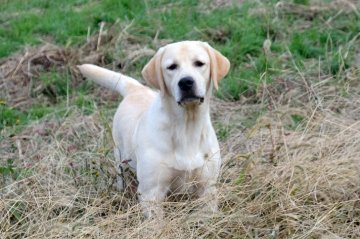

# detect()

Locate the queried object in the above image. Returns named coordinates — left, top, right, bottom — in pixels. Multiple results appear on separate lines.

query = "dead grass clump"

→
left=219, top=97, right=360, bottom=238
left=0, top=21, right=159, bottom=110
left=1, top=94, right=359, bottom=238
left=0, top=44, right=82, bottom=109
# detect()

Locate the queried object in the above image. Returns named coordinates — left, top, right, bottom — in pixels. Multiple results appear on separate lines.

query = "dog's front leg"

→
left=137, top=167, right=172, bottom=219
left=196, top=157, right=221, bottom=215
left=197, top=184, right=218, bottom=214
left=138, top=185, right=168, bottom=219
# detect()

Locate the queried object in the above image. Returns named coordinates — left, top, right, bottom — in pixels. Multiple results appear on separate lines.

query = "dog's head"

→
left=142, top=41, right=230, bottom=107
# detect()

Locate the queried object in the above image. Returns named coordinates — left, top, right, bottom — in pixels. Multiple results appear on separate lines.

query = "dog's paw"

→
left=143, top=204, right=164, bottom=220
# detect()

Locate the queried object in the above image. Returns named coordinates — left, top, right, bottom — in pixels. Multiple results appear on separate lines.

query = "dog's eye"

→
left=167, top=64, right=178, bottom=70
left=194, top=61, right=205, bottom=67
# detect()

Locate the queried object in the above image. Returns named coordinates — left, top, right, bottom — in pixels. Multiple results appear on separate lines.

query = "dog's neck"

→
left=159, top=94, right=212, bottom=170
left=162, top=94, right=210, bottom=126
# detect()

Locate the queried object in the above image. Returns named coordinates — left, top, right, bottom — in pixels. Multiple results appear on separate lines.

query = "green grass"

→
left=0, top=103, right=55, bottom=132
left=1, top=0, right=360, bottom=130
left=37, top=71, right=69, bottom=99
left=294, top=0, right=310, bottom=5
left=215, top=122, right=232, bottom=141
left=1, top=2, right=360, bottom=237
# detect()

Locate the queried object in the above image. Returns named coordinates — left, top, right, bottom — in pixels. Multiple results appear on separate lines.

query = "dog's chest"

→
left=164, top=122, right=212, bottom=171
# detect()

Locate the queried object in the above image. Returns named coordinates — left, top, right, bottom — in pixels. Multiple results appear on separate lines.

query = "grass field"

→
left=1, top=0, right=360, bottom=238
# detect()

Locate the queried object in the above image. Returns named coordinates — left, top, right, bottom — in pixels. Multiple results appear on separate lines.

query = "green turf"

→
left=1, top=0, right=359, bottom=129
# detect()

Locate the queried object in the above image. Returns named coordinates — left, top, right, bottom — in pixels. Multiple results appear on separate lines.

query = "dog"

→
left=78, top=41, right=230, bottom=218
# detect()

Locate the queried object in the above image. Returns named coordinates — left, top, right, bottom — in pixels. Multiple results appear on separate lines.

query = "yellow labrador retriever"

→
left=78, top=41, right=230, bottom=218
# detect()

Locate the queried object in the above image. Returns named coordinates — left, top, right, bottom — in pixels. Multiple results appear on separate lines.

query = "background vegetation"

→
left=1, top=0, right=360, bottom=238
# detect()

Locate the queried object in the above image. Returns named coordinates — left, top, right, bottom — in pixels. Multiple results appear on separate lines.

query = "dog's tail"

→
left=78, top=64, right=144, bottom=97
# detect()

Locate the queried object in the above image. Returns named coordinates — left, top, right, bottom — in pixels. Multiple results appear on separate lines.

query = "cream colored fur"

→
left=78, top=41, right=230, bottom=218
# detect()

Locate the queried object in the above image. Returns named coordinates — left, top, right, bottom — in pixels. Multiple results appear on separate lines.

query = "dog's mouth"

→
left=177, top=96, right=204, bottom=106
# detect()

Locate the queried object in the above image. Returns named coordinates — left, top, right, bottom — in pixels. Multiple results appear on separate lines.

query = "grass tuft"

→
left=1, top=0, right=360, bottom=238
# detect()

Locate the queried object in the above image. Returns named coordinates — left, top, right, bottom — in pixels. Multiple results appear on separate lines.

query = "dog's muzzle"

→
left=178, top=96, right=204, bottom=106
left=177, top=77, right=204, bottom=106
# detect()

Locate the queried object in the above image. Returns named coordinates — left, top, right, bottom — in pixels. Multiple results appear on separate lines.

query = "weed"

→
left=38, top=71, right=69, bottom=100
left=215, top=122, right=232, bottom=141
left=290, top=114, right=305, bottom=130
left=0, top=159, right=33, bottom=186
left=0, top=159, right=16, bottom=181
left=74, top=94, right=96, bottom=115
left=0, top=105, right=27, bottom=130
left=294, top=0, right=310, bottom=5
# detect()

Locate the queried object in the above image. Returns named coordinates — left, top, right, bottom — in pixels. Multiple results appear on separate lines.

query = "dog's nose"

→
left=178, top=77, right=194, bottom=91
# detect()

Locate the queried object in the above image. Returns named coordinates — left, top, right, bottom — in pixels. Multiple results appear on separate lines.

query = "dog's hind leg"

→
left=114, top=146, right=138, bottom=192
left=114, top=147, right=125, bottom=191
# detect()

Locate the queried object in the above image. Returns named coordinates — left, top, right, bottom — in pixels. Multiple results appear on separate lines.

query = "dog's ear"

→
left=142, top=47, right=166, bottom=94
left=203, top=42, right=230, bottom=90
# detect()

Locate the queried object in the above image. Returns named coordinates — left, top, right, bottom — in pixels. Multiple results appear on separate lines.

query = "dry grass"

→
left=1, top=1, right=360, bottom=238
left=0, top=20, right=160, bottom=110
left=1, top=90, right=360, bottom=238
